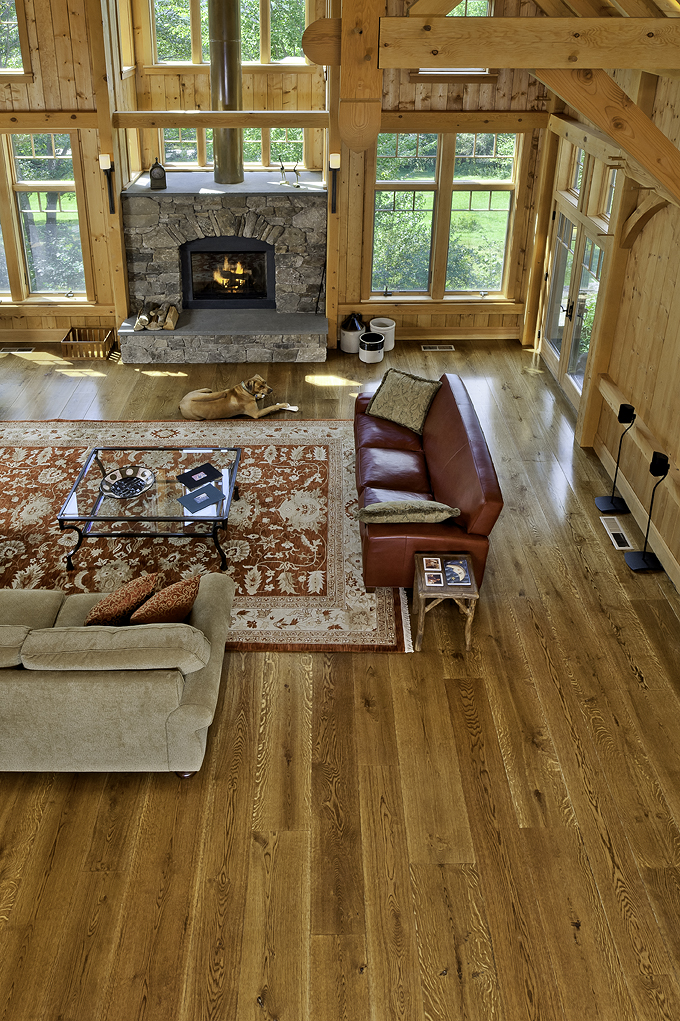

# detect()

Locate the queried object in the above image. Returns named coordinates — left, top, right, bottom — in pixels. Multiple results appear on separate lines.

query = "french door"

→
left=542, top=210, right=604, bottom=410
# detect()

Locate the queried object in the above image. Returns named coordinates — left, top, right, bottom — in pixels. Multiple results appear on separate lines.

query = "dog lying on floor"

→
left=179, top=374, right=299, bottom=420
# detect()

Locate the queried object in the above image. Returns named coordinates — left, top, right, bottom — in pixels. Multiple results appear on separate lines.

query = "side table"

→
left=413, top=552, right=479, bottom=652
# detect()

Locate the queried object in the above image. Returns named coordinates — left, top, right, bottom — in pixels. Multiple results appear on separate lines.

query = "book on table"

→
left=444, top=558, right=471, bottom=586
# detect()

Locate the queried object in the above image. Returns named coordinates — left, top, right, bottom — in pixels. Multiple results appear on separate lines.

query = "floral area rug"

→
left=0, top=420, right=411, bottom=652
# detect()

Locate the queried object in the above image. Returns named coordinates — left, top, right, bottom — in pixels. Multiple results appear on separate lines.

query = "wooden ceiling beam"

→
left=111, top=110, right=330, bottom=128
left=378, top=18, right=680, bottom=69
left=536, top=68, right=680, bottom=204
left=0, top=111, right=99, bottom=130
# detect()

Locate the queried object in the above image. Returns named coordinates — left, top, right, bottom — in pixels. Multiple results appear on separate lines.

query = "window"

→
left=4, top=134, right=86, bottom=295
left=570, top=147, right=586, bottom=196
left=412, top=0, right=495, bottom=82
left=0, top=0, right=21, bottom=68
left=153, top=0, right=305, bottom=65
left=0, top=0, right=30, bottom=74
left=0, top=221, right=10, bottom=292
left=370, top=132, right=517, bottom=297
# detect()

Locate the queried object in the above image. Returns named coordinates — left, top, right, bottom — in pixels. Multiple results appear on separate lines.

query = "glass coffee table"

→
left=57, top=445, right=241, bottom=570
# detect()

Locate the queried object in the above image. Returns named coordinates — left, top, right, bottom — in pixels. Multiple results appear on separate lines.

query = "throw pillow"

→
left=84, top=573, right=159, bottom=626
left=358, top=500, right=460, bottom=524
left=129, top=575, right=201, bottom=625
left=366, top=369, right=442, bottom=435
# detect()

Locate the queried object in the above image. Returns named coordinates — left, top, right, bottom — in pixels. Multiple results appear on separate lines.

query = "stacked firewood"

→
left=133, top=303, right=180, bottom=331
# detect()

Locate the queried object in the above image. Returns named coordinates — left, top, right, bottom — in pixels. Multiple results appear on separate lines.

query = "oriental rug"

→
left=0, top=419, right=412, bottom=652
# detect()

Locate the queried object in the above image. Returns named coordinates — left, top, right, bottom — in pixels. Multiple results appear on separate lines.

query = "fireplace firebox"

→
left=180, top=236, right=276, bottom=309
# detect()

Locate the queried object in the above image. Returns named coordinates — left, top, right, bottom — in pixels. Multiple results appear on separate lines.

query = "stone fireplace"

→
left=118, top=172, right=328, bottom=363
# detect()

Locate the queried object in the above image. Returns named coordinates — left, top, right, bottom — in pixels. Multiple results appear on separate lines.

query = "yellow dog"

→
left=179, top=374, right=299, bottom=421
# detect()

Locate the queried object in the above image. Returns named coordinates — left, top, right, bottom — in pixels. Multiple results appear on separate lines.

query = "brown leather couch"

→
left=354, top=373, right=503, bottom=589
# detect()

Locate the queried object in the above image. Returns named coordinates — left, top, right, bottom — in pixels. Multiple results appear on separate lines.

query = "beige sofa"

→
left=0, top=572, right=234, bottom=775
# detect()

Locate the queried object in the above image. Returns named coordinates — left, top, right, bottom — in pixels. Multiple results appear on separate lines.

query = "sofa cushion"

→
left=130, top=575, right=201, bottom=625
left=0, top=625, right=31, bottom=667
left=84, top=573, right=160, bottom=626
left=356, top=447, right=430, bottom=495
left=358, top=500, right=460, bottom=524
left=0, top=589, right=65, bottom=629
left=354, top=411, right=423, bottom=452
left=21, top=623, right=211, bottom=674
left=366, top=369, right=442, bottom=435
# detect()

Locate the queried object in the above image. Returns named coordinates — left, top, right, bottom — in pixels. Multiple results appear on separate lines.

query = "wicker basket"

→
left=61, top=326, right=115, bottom=360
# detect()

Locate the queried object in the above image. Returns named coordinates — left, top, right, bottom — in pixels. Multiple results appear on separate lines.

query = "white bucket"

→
left=369, top=317, right=395, bottom=351
left=359, top=331, right=384, bottom=363
left=340, top=326, right=363, bottom=353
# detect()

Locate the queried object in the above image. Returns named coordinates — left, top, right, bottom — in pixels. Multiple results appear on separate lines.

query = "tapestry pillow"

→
left=21, top=623, right=211, bottom=674
left=366, top=369, right=442, bottom=435
left=0, top=624, right=32, bottom=668
left=84, top=573, right=160, bottom=626
left=358, top=500, right=460, bottom=524
left=130, top=575, right=201, bottom=625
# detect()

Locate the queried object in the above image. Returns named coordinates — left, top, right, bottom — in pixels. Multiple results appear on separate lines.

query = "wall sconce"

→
left=595, top=403, right=635, bottom=513
left=99, top=154, right=115, bottom=214
left=624, top=450, right=670, bottom=572
left=329, top=152, right=340, bottom=214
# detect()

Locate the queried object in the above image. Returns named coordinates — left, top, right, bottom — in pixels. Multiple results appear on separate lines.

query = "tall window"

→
left=370, top=132, right=517, bottom=296
left=153, top=0, right=305, bottom=64
left=0, top=0, right=22, bottom=69
left=10, top=134, right=86, bottom=294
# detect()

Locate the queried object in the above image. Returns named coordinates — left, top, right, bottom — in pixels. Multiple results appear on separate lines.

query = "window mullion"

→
left=430, top=133, right=456, bottom=301
left=190, top=0, right=203, bottom=63
left=259, top=0, right=271, bottom=63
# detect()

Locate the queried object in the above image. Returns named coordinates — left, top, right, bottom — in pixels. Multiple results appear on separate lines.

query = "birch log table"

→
left=413, top=552, right=479, bottom=652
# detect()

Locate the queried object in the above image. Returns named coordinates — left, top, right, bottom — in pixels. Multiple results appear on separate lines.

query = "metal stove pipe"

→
left=209, top=0, right=244, bottom=184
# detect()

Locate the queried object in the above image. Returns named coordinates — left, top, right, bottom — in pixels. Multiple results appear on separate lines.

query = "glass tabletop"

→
left=58, top=446, right=241, bottom=535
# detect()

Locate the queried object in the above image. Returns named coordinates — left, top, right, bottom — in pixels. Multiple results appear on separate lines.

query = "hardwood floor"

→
left=1, top=341, right=680, bottom=1020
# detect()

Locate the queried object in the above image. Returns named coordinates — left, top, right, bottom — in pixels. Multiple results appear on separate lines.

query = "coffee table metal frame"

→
left=57, top=445, right=241, bottom=571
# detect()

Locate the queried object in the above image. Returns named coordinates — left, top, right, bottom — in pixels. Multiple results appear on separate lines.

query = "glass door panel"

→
left=542, top=211, right=603, bottom=412
left=567, top=236, right=603, bottom=392
left=545, top=213, right=578, bottom=359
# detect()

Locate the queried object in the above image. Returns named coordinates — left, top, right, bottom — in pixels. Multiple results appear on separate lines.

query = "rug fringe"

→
left=399, top=588, right=414, bottom=653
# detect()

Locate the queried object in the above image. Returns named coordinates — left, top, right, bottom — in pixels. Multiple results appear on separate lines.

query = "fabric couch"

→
left=354, top=372, right=503, bottom=589
left=0, top=572, right=234, bottom=774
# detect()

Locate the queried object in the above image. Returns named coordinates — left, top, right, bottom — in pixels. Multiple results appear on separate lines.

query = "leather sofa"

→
left=355, top=373, right=503, bottom=589
left=0, top=572, right=233, bottom=775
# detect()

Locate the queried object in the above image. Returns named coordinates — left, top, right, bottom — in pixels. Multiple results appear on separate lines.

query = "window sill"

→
left=409, top=72, right=498, bottom=84
left=0, top=71, right=35, bottom=83
left=349, top=296, right=524, bottom=314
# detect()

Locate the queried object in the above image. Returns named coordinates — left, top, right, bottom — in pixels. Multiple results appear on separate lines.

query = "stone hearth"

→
left=119, top=172, right=328, bottom=363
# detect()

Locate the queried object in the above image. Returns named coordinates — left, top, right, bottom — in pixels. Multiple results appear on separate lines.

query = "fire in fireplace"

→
left=180, top=236, right=276, bottom=309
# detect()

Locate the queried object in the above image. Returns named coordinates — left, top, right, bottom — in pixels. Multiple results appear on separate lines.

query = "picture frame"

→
left=422, top=556, right=441, bottom=571
left=424, top=571, right=444, bottom=587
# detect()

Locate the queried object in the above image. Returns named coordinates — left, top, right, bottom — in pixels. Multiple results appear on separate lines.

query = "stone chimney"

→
left=209, top=0, right=244, bottom=184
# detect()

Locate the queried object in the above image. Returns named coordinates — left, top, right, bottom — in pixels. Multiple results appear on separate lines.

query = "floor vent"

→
left=1, top=347, right=34, bottom=353
left=421, top=344, right=455, bottom=351
left=600, top=516, right=634, bottom=550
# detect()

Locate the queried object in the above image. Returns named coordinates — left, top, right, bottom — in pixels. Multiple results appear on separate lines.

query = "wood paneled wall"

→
left=571, top=75, right=680, bottom=585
